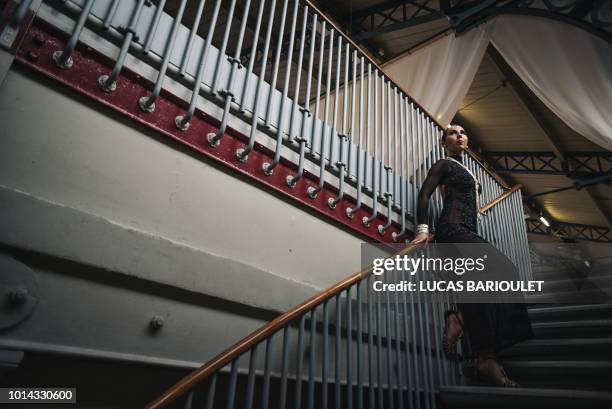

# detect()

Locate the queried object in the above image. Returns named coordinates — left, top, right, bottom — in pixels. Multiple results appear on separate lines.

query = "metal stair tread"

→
left=528, top=303, right=612, bottom=315
left=502, top=360, right=612, bottom=369
left=439, top=385, right=612, bottom=399
left=531, top=318, right=612, bottom=328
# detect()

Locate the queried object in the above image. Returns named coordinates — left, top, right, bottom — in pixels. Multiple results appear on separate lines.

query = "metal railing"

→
left=3, top=1, right=535, bottom=407
left=141, top=188, right=523, bottom=409
left=32, top=0, right=515, bottom=241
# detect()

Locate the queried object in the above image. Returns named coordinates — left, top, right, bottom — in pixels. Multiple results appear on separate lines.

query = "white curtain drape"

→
left=382, top=27, right=489, bottom=127
left=485, top=15, right=612, bottom=151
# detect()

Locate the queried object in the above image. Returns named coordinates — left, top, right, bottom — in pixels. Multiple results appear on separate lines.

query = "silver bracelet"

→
left=416, top=224, right=429, bottom=235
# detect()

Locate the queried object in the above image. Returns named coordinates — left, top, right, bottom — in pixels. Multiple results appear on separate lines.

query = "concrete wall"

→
left=0, top=64, right=364, bottom=368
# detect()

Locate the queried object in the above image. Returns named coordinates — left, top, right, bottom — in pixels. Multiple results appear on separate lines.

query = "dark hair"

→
left=441, top=124, right=463, bottom=143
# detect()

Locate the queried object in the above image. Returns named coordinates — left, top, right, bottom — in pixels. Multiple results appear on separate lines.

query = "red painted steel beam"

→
left=11, top=18, right=408, bottom=244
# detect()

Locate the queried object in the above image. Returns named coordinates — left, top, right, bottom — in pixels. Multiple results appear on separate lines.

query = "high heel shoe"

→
left=443, top=310, right=464, bottom=361
left=471, top=358, right=520, bottom=388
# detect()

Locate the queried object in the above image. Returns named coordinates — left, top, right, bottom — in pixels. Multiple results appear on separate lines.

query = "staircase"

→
left=439, top=265, right=612, bottom=409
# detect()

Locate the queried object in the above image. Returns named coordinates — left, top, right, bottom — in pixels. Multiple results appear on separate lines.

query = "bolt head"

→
left=174, top=115, right=189, bottom=131
left=8, top=287, right=27, bottom=306
left=262, top=162, right=273, bottom=176
left=377, top=225, right=386, bottom=235
left=307, top=186, right=317, bottom=199
left=138, top=96, right=155, bottom=113
left=52, top=50, right=73, bottom=69
left=149, top=316, right=164, bottom=331
left=362, top=216, right=370, bottom=227
left=286, top=175, right=297, bottom=188
left=207, top=133, right=220, bottom=147
left=235, top=148, right=248, bottom=162
left=97, top=75, right=117, bottom=93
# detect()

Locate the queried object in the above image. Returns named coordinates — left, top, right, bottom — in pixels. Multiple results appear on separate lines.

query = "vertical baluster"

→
left=415, top=255, right=430, bottom=409
left=329, top=42, right=351, bottom=208
left=384, top=270, right=394, bottom=408
left=356, top=280, right=363, bottom=409
left=205, top=374, right=217, bottom=409
left=393, top=269, right=404, bottom=409
left=327, top=36, right=343, bottom=179
left=264, top=0, right=290, bottom=127
left=175, top=0, right=223, bottom=130
left=410, top=103, right=419, bottom=229
left=98, top=0, right=148, bottom=92
left=239, top=0, right=267, bottom=112
left=236, top=0, right=278, bottom=161
left=364, top=70, right=380, bottom=227
left=142, top=0, right=166, bottom=54
left=208, top=0, right=251, bottom=147
left=261, top=337, right=273, bottom=409
left=379, top=82, right=395, bottom=235
left=139, top=0, right=189, bottom=112
left=184, top=391, right=193, bottom=409
left=103, top=0, right=121, bottom=30
left=423, top=279, right=435, bottom=408
left=178, top=0, right=206, bottom=76
left=226, top=360, right=239, bottom=409
left=309, top=21, right=327, bottom=157
left=376, top=284, right=384, bottom=409
left=308, top=308, right=317, bottom=409
left=287, top=10, right=317, bottom=187
left=53, top=0, right=96, bottom=69
left=346, top=287, right=353, bottom=409
left=308, top=28, right=335, bottom=199
left=367, top=275, right=375, bottom=409
left=7, top=0, right=33, bottom=29
left=411, top=259, right=422, bottom=406
left=295, top=314, right=306, bottom=409
left=244, top=345, right=258, bottom=409
left=211, top=0, right=240, bottom=95
left=393, top=94, right=408, bottom=242
left=279, top=326, right=290, bottom=409
left=323, top=299, right=330, bottom=409
left=401, top=267, right=415, bottom=409
left=335, top=294, right=342, bottom=409
left=263, top=0, right=301, bottom=173
left=346, top=57, right=366, bottom=218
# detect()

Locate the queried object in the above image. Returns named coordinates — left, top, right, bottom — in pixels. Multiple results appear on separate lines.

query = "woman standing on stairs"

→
left=411, top=124, right=533, bottom=387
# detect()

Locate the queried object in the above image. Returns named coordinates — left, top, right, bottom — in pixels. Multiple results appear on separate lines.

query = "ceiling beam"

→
left=526, top=219, right=612, bottom=243
left=482, top=151, right=612, bottom=178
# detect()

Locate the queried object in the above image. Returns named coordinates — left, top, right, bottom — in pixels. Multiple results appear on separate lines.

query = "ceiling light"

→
left=539, top=216, right=550, bottom=227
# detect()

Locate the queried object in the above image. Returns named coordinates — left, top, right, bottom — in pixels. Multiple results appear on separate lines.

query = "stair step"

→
left=526, top=290, right=611, bottom=304
left=500, top=338, right=612, bottom=360
left=541, top=275, right=612, bottom=293
left=528, top=303, right=612, bottom=321
left=531, top=318, right=612, bottom=338
left=532, top=267, right=610, bottom=282
left=439, top=386, right=612, bottom=409
left=500, top=360, right=612, bottom=391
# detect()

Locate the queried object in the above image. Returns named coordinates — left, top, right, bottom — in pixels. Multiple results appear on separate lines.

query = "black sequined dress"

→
left=417, top=154, right=533, bottom=354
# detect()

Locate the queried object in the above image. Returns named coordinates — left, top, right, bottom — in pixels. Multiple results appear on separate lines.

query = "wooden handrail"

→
left=480, top=184, right=522, bottom=215
left=145, top=185, right=522, bottom=409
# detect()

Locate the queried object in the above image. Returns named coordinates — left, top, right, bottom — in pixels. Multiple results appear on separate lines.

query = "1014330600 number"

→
left=1, top=388, right=76, bottom=403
